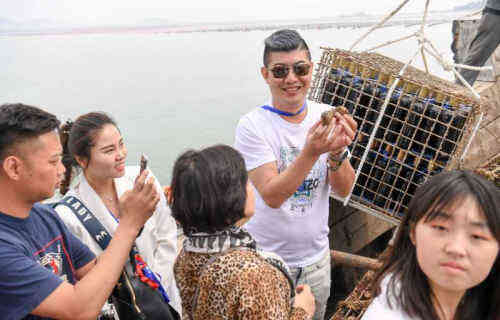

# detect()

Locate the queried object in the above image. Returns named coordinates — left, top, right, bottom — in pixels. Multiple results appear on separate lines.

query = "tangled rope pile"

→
left=475, top=155, right=500, bottom=187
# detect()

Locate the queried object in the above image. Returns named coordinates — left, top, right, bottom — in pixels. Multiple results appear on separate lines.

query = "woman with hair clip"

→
left=54, top=112, right=181, bottom=317
left=170, top=144, right=315, bottom=320
left=362, top=170, right=499, bottom=320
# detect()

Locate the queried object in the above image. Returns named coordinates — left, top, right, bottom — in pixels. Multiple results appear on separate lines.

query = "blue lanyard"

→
left=261, top=102, right=307, bottom=117
left=108, top=209, right=119, bottom=223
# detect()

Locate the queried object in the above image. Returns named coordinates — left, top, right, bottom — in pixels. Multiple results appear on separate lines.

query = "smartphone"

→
left=139, top=154, right=149, bottom=174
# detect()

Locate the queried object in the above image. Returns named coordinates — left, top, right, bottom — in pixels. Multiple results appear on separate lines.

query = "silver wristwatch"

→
left=327, top=148, right=351, bottom=172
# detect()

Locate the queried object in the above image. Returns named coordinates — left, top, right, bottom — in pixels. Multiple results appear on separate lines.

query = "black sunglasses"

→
left=270, top=62, right=311, bottom=79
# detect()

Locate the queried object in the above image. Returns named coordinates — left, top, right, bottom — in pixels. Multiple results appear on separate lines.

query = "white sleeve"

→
left=234, top=115, right=276, bottom=171
left=361, top=277, right=411, bottom=320
left=147, top=170, right=182, bottom=314
left=362, top=295, right=390, bottom=319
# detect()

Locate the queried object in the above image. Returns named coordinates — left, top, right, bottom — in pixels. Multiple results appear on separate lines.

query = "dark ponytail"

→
left=58, top=113, right=117, bottom=195
left=59, top=120, right=75, bottom=195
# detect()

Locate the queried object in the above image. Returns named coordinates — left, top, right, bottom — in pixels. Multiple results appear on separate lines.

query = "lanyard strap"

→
left=56, top=196, right=113, bottom=250
left=108, top=208, right=119, bottom=223
left=261, top=101, right=307, bottom=117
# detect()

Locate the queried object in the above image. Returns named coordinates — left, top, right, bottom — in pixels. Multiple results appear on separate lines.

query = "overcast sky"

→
left=1, top=0, right=479, bottom=25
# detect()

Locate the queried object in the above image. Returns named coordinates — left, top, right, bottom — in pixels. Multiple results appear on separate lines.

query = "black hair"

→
left=0, top=103, right=60, bottom=162
left=263, top=29, right=311, bottom=67
left=170, top=144, right=248, bottom=235
left=59, top=112, right=117, bottom=195
left=371, top=170, right=500, bottom=320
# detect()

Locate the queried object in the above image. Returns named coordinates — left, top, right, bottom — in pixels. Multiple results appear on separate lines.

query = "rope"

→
left=422, top=40, right=490, bottom=100
left=349, top=0, right=411, bottom=51
left=421, top=0, right=431, bottom=30
left=421, top=44, right=430, bottom=73
left=348, top=0, right=492, bottom=101
left=363, top=32, right=417, bottom=53
left=460, top=111, right=484, bottom=163
left=454, top=63, right=493, bottom=71
left=420, top=0, right=431, bottom=73
left=453, top=69, right=481, bottom=99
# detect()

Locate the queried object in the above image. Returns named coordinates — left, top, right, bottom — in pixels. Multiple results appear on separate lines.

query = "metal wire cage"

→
left=309, top=48, right=484, bottom=224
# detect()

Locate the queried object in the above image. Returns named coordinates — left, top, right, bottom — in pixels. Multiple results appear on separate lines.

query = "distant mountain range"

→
left=0, top=1, right=486, bottom=34
left=0, top=17, right=69, bottom=31
left=453, top=0, right=484, bottom=11
left=0, top=17, right=14, bottom=28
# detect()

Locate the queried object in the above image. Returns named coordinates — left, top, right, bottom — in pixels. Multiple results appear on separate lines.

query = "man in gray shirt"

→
left=459, top=0, right=500, bottom=85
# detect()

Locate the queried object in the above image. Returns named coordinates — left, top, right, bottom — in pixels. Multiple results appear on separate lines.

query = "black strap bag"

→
left=56, top=196, right=180, bottom=320
left=112, top=247, right=179, bottom=320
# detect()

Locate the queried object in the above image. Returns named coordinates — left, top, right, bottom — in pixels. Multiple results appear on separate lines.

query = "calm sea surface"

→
left=0, top=23, right=453, bottom=184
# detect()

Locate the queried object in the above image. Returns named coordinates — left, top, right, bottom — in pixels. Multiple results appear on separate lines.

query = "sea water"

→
left=0, top=23, right=454, bottom=184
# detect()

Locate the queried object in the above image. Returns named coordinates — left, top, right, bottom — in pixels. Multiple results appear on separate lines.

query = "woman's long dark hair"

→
left=59, top=112, right=117, bottom=195
left=370, top=170, right=500, bottom=320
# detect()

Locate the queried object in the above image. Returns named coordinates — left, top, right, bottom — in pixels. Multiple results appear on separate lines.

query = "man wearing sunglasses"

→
left=234, top=29, right=357, bottom=320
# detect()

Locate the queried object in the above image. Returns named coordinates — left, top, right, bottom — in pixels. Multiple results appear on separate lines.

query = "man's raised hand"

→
left=119, top=170, right=160, bottom=234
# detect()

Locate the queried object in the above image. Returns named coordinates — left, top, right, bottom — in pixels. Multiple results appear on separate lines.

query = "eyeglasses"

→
left=269, top=62, right=311, bottom=79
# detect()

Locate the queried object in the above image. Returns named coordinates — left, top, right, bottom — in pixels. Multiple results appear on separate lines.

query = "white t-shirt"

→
left=362, top=275, right=417, bottom=320
left=234, top=101, right=331, bottom=268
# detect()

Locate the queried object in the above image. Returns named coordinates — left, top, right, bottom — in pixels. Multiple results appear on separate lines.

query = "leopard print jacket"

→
left=174, top=248, right=309, bottom=320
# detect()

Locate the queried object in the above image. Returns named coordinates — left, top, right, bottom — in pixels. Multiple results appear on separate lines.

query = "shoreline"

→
left=0, top=12, right=461, bottom=38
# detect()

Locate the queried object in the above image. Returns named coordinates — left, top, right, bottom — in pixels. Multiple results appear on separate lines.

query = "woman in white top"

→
left=54, top=112, right=182, bottom=316
left=362, top=170, right=499, bottom=320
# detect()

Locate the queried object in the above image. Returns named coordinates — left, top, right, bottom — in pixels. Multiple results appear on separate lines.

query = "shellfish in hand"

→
left=321, top=106, right=349, bottom=126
